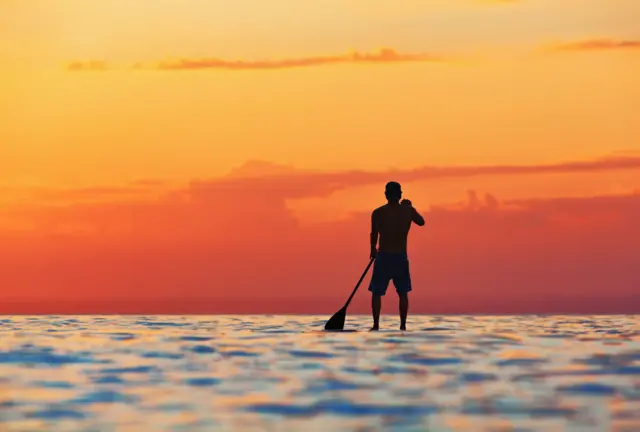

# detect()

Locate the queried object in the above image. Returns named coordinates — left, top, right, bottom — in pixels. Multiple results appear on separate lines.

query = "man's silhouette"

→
left=369, top=181, right=425, bottom=331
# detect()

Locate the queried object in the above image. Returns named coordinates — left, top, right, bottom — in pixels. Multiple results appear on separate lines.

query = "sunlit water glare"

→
left=0, top=315, right=638, bottom=431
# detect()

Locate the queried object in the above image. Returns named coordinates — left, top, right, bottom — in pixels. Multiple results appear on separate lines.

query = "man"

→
left=369, top=181, right=425, bottom=331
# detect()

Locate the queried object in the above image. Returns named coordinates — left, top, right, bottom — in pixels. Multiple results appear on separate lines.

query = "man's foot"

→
left=400, top=325, right=407, bottom=331
left=370, top=326, right=379, bottom=332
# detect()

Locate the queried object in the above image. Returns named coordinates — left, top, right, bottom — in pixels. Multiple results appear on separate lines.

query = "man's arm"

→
left=402, top=199, right=426, bottom=226
left=370, top=211, right=379, bottom=258
left=411, top=207, right=425, bottom=226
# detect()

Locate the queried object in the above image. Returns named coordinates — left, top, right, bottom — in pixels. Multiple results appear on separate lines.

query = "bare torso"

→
left=372, top=204, right=413, bottom=253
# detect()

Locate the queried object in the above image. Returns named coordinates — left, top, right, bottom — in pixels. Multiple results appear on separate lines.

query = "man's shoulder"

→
left=372, top=205, right=387, bottom=215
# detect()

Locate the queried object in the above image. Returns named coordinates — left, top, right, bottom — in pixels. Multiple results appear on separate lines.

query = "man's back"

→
left=372, top=203, right=414, bottom=253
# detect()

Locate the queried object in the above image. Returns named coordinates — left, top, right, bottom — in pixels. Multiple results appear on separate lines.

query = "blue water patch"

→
left=376, top=365, right=424, bottom=375
left=304, top=378, right=363, bottom=393
left=459, top=372, right=499, bottom=383
left=70, top=390, right=139, bottom=405
left=297, top=362, right=326, bottom=371
left=151, top=403, right=193, bottom=412
left=32, top=380, right=75, bottom=389
left=246, top=399, right=438, bottom=417
left=140, top=351, right=184, bottom=360
left=92, top=375, right=126, bottom=384
left=187, top=345, right=216, bottom=354
left=246, top=403, right=315, bottom=417
left=389, top=354, right=463, bottom=366
left=615, top=366, right=640, bottom=375
left=184, top=377, right=221, bottom=387
left=109, top=332, right=137, bottom=341
left=288, top=350, right=334, bottom=359
left=317, top=399, right=438, bottom=417
left=380, top=338, right=411, bottom=344
left=0, top=400, right=19, bottom=408
left=461, top=399, right=577, bottom=417
left=26, top=407, right=87, bottom=420
left=224, top=350, right=259, bottom=357
left=178, top=336, right=213, bottom=342
left=575, top=352, right=639, bottom=367
left=538, top=333, right=577, bottom=339
left=496, top=358, right=547, bottom=367
left=134, top=321, right=190, bottom=327
left=0, top=348, right=105, bottom=366
left=99, top=365, right=160, bottom=374
left=556, top=383, right=619, bottom=396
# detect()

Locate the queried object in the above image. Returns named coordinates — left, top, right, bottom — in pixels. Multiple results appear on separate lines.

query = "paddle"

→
left=324, top=257, right=375, bottom=331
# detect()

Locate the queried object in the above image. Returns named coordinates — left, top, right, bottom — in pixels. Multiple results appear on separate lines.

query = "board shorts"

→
left=368, top=251, right=412, bottom=296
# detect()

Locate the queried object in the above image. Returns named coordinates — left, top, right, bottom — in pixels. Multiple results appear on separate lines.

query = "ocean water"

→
left=0, top=315, right=638, bottom=432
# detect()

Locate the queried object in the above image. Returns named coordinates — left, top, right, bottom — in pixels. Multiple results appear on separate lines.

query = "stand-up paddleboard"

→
left=313, top=329, right=413, bottom=333
left=322, top=329, right=360, bottom=332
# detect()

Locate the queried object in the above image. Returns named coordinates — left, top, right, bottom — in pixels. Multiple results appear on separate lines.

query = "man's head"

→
left=385, top=181, right=402, bottom=202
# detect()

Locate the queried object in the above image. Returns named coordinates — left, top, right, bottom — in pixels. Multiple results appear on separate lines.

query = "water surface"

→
left=0, top=315, right=638, bottom=431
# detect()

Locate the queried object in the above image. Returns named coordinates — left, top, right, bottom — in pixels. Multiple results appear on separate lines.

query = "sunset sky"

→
left=1, top=0, right=639, bottom=314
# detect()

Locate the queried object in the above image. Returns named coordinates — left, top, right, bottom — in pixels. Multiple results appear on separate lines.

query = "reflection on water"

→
left=0, top=315, right=638, bottom=431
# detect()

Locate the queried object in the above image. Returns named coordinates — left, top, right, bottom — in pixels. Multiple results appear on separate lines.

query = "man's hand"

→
left=370, top=247, right=377, bottom=260
left=401, top=199, right=412, bottom=207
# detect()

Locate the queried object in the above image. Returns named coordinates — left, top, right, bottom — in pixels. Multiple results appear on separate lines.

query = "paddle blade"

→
left=324, top=307, right=346, bottom=331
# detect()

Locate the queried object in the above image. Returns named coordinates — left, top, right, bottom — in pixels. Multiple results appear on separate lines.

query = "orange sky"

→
left=1, top=0, right=639, bottom=313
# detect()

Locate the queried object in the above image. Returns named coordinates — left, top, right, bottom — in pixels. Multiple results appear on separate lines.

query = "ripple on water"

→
left=223, top=350, right=259, bottom=357
left=139, top=351, right=184, bottom=360
left=288, top=350, right=334, bottom=359
left=1, top=314, right=638, bottom=430
left=26, top=407, right=87, bottom=420
left=92, top=375, right=126, bottom=384
left=98, top=365, right=160, bottom=375
left=556, top=383, right=620, bottom=396
left=70, top=390, right=139, bottom=405
left=0, top=348, right=106, bottom=366
left=388, top=353, right=463, bottom=366
left=461, top=398, right=578, bottom=418
left=31, top=380, right=75, bottom=389
left=575, top=351, right=640, bottom=367
left=495, top=358, right=548, bottom=367
left=177, top=336, right=212, bottom=342
left=246, top=398, right=438, bottom=419
left=134, top=321, right=190, bottom=327
left=184, top=377, right=221, bottom=387
left=303, top=378, right=364, bottom=393
left=185, top=345, right=216, bottom=354
left=458, top=372, right=499, bottom=383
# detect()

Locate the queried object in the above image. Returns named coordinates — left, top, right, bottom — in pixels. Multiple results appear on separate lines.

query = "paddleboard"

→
left=319, top=329, right=360, bottom=333
left=314, top=329, right=414, bottom=333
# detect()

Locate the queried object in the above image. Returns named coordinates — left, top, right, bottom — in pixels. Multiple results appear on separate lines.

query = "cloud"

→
left=4, top=154, right=639, bottom=208
left=1, top=189, right=639, bottom=314
left=2, top=154, right=639, bottom=314
left=131, top=48, right=441, bottom=71
left=551, top=39, right=640, bottom=52
left=196, top=155, right=640, bottom=201
left=67, top=60, right=109, bottom=71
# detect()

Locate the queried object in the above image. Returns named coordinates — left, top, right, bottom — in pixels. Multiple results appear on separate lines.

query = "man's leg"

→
left=368, top=254, right=389, bottom=331
left=398, top=293, right=408, bottom=331
left=393, top=254, right=412, bottom=331
left=371, top=294, right=381, bottom=331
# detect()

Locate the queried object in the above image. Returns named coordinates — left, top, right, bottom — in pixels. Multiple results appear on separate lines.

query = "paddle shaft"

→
left=344, top=257, right=375, bottom=309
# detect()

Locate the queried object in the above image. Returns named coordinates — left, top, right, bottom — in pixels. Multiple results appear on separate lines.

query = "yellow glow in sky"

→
left=1, top=0, right=639, bottom=186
